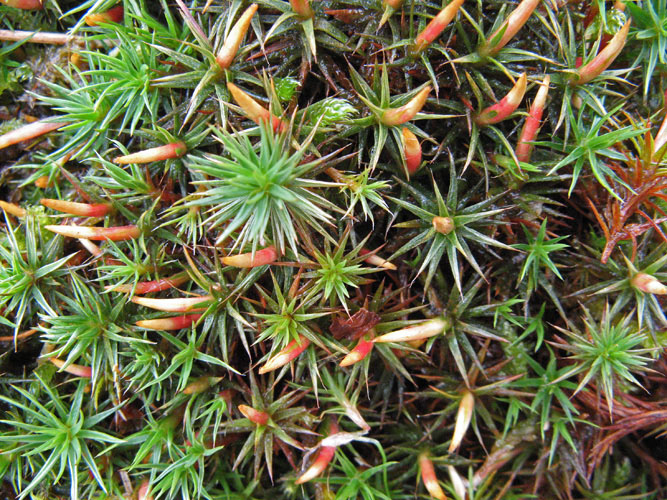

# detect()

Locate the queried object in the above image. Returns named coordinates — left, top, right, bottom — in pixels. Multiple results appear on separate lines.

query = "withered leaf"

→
left=330, top=308, right=381, bottom=340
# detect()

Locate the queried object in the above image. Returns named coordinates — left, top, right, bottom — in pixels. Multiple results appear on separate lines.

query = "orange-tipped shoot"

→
left=136, top=480, right=153, bottom=500
left=0, top=201, right=26, bottom=217
left=359, top=248, right=397, bottom=270
left=515, top=75, right=550, bottom=163
left=478, top=0, right=539, bottom=57
left=113, top=142, right=187, bottom=164
left=227, top=82, right=285, bottom=132
left=339, top=338, right=374, bottom=367
left=41, top=199, right=112, bottom=217
left=654, top=91, right=667, bottom=155
left=105, top=274, right=189, bottom=294
left=183, top=376, right=223, bottom=395
left=258, top=337, right=310, bottom=374
left=419, top=452, right=448, bottom=500
left=295, top=446, right=336, bottom=484
left=222, top=246, right=279, bottom=268
left=448, top=390, right=475, bottom=453
left=0, top=119, right=66, bottom=150
left=135, top=314, right=203, bottom=330
left=571, top=20, right=631, bottom=86
left=238, top=404, right=270, bottom=425
left=1, top=0, right=43, bottom=9
left=412, top=0, right=464, bottom=54
left=381, top=86, right=431, bottom=127
left=290, top=0, right=314, bottom=19
left=474, top=73, right=527, bottom=126
left=45, top=224, right=141, bottom=241
left=84, top=5, right=124, bottom=26
left=216, top=4, right=258, bottom=70
left=631, top=273, right=667, bottom=295
left=49, top=358, right=92, bottom=378
left=373, top=318, right=448, bottom=343
left=402, top=128, right=422, bottom=175
left=131, top=295, right=213, bottom=312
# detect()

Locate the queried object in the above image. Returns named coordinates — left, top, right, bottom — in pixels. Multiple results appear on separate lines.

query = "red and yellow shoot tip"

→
left=45, top=224, right=141, bottom=241
left=227, top=83, right=285, bottom=132
left=631, top=273, right=667, bottom=295
left=85, top=5, right=124, bottom=26
left=222, top=246, right=279, bottom=268
left=216, top=4, right=259, bottom=70
left=238, top=404, right=270, bottom=426
left=113, top=142, right=187, bottom=164
left=412, top=0, right=464, bottom=54
left=381, top=86, right=431, bottom=127
left=419, top=452, right=448, bottom=500
left=41, top=199, right=112, bottom=217
left=373, top=318, right=448, bottom=343
left=478, top=0, right=539, bottom=58
left=135, top=314, right=203, bottom=331
left=402, top=128, right=422, bottom=176
left=0, top=119, right=67, bottom=150
left=131, top=295, right=212, bottom=312
left=105, top=274, right=189, bottom=294
left=571, top=20, right=631, bottom=86
left=474, top=73, right=527, bottom=126
left=258, top=337, right=310, bottom=374
left=515, top=75, right=550, bottom=163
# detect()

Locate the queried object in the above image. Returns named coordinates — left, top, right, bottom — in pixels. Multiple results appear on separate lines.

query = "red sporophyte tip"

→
left=339, top=338, right=374, bottom=367
left=216, top=4, right=258, bottom=70
left=515, top=74, right=550, bottom=163
left=40, top=198, right=112, bottom=217
left=381, top=86, right=431, bottom=126
left=401, top=128, right=422, bottom=175
left=571, top=19, right=631, bottom=86
left=474, top=72, right=527, bottom=126
left=131, top=295, right=212, bottom=312
left=419, top=452, right=448, bottom=500
left=84, top=5, right=124, bottom=26
left=0, top=119, right=67, bottom=150
left=412, top=0, right=464, bottom=54
left=222, top=246, right=279, bottom=268
left=105, top=273, right=190, bottom=294
left=227, top=82, right=285, bottom=132
left=113, top=141, right=187, bottom=164
left=135, top=314, right=203, bottom=331
left=258, top=336, right=310, bottom=374
left=238, top=404, right=270, bottom=425
left=478, top=0, right=539, bottom=58
left=44, top=224, right=141, bottom=241
left=49, top=358, right=93, bottom=378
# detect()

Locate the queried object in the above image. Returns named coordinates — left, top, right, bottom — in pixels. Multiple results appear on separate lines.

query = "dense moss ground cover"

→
left=0, top=0, right=666, bottom=498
